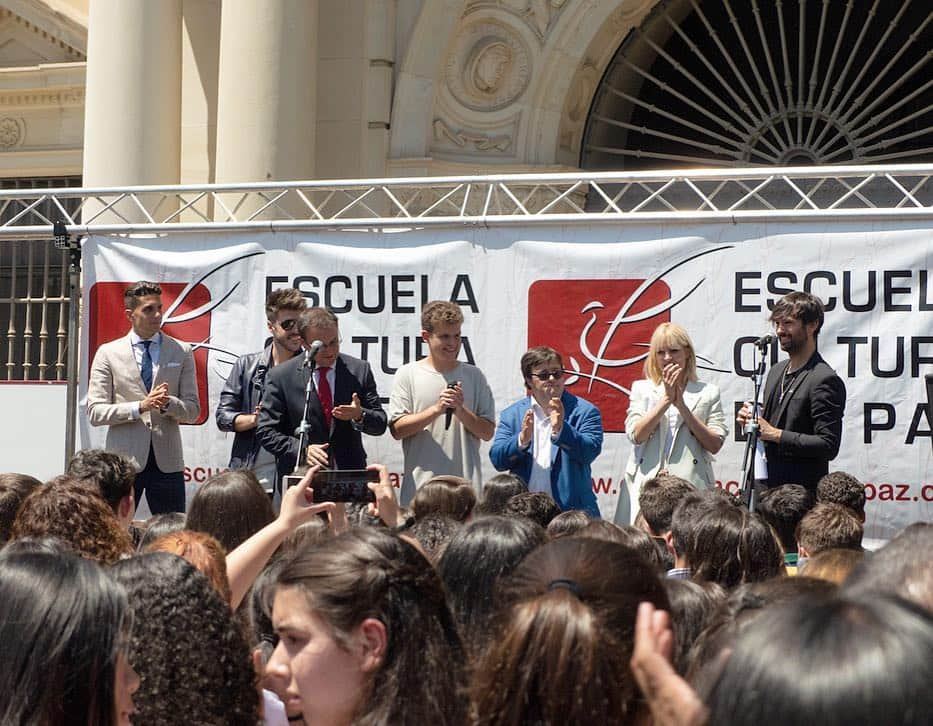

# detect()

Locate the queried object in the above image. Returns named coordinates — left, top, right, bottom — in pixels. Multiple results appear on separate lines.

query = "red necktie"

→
left=317, top=366, right=333, bottom=429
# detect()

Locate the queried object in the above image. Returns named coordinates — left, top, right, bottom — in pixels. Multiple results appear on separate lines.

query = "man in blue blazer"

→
left=490, top=346, right=603, bottom=517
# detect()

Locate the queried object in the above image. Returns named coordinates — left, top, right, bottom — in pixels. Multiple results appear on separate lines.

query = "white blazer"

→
left=614, top=379, right=727, bottom=524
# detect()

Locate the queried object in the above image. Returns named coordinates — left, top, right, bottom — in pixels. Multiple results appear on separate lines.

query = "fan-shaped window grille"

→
left=582, top=0, right=932, bottom=170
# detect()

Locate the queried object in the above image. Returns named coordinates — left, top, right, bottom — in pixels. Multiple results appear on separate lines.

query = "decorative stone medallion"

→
left=446, top=21, right=532, bottom=112
left=0, top=117, right=24, bottom=149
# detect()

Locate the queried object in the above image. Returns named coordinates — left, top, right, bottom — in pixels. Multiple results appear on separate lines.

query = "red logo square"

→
left=87, top=282, right=211, bottom=425
left=528, top=279, right=671, bottom=432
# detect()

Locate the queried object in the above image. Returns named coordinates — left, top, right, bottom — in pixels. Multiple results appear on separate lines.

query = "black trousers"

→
left=134, top=446, right=185, bottom=514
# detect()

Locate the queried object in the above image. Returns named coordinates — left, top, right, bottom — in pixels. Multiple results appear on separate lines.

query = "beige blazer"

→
left=615, top=379, right=727, bottom=525
left=86, top=332, right=200, bottom=473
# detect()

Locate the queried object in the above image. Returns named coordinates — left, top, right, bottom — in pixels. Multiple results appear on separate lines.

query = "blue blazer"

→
left=489, top=391, right=603, bottom=517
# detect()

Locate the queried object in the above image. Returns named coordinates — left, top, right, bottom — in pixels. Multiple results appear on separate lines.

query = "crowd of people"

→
left=0, top=452, right=931, bottom=724
left=3, top=282, right=928, bottom=723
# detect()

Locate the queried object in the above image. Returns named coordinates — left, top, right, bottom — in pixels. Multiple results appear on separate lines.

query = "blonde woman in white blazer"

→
left=614, top=323, right=728, bottom=525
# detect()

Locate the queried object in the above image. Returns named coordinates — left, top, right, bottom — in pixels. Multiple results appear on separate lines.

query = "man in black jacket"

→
left=256, top=307, right=387, bottom=478
left=738, top=291, right=846, bottom=490
left=215, top=288, right=306, bottom=489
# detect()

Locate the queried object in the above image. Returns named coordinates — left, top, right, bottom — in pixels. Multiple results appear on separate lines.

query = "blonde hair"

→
left=643, top=323, right=698, bottom=384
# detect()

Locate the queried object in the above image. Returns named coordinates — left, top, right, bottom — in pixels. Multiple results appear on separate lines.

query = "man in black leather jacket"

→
left=215, top=288, right=306, bottom=490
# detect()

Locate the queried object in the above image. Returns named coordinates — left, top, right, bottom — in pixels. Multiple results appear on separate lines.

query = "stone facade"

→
left=0, top=0, right=662, bottom=186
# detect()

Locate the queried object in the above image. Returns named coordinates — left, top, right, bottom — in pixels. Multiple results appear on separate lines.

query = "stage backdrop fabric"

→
left=79, top=222, right=933, bottom=541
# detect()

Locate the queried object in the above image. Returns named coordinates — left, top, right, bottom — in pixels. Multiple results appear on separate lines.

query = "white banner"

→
left=79, top=222, right=933, bottom=540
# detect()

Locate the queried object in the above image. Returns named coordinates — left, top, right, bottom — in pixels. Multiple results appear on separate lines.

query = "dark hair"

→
left=438, top=515, right=546, bottom=656
left=503, top=491, right=561, bottom=527
left=670, top=490, right=718, bottom=557
left=520, top=345, right=563, bottom=382
left=112, top=553, right=259, bottom=725
left=411, top=475, right=476, bottom=522
left=186, top=469, right=275, bottom=552
left=546, top=509, right=591, bottom=538
left=476, top=473, right=528, bottom=515
left=701, top=595, right=933, bottom=726
left=688, top=576, right=837, bottom=690
left=300, top=305, right=339, bottom=331
left=817, top=471, right=866, bottom=519
left=277, top=528, right=468, bottom=725
left=124, top=280, right=162, bottom=310
left=471, top=538, right=670, bottom=725
left=265, top=287, right=306, bottom=321
left=421, top=300, right=463, bottom=332
left=757, top=484, right=814, bottom=553
left=408, top=513, right=463, bottom=564
left=800, top=548, right=864, bottom=584
left=638, top=474, right=696, bottom=535
left=769, top=290, right=825, bottom=336
left=662, top=578, right=725, bottom=675
left=796, top=502, right=863, bottom=555
left=11, top=477, right=133, bottom=564
left=281, top=517, right=331, bottom=553
left=581, top=520, right=665, bottom=571
left=136, top=511, right=187, bottom=551
left=67, top=449, right=136, bottom=512
left=843, top=522, right=933, bottom=611
left=146, top=530, right=232, bottom=604
left=685, top=501, right=785, bottom=588
left=0, top=472, right=41, bottom=544
left=0, top=550, right=130, bottom=726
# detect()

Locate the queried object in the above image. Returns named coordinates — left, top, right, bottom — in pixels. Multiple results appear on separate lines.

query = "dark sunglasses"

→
left=529, top=370, right=564, bottom=381
left=278, top=318, right=300, bottom=331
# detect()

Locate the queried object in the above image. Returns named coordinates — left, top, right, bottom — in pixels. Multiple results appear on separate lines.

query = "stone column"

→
left=82, top=0, right=183, bottom=222
left=214, top=0, right=317, bottom=219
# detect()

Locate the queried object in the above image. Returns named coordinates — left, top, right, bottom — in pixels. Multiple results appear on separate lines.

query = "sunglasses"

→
left=529, top=370, right=564, bottom=381
left=278, top=318, right=300, bottom=331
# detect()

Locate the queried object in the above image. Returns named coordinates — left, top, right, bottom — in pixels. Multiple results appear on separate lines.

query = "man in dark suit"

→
left=738, top=291, right=846, bottom=490
left=256, top=307, right=387, bottom=478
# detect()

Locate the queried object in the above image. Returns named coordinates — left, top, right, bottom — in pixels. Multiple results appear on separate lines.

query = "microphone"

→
left=444, top=380, right=460, bottom=430
left=755, top=334, right=774, bottom=349
left=303, top=340, right=324, bottom=368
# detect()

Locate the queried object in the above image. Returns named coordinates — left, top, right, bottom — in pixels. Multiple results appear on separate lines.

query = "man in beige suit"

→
left=87, top=281, right=200, bottom=513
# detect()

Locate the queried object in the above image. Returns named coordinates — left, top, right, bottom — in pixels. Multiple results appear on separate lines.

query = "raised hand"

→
left=519, top=408, right=534, bottom=448
left=332, top=392, right=363, bottom=422
left=547, top=396, right=563, bottom=434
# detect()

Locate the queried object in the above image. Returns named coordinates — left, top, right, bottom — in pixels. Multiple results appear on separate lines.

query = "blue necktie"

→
left=140, top=340, right=153, bottom=391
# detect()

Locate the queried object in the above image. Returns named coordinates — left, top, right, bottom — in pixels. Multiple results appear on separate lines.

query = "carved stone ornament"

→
left=433, top=118, right=513, bottom=152
left=446, top=21, right=532, bottom=112
left=0, top=117, right=25, bottom=149
left=465, top=1, right=569, bottom=41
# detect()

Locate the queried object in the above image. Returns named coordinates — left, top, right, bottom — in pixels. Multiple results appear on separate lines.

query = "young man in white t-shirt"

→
left=388, top=300, right=495, bottom=504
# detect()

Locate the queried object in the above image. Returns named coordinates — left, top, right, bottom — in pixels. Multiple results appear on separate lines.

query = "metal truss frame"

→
left=0, top=164, right=932, bottom=239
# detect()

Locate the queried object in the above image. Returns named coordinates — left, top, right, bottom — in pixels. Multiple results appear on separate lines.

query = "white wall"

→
left=0, top=383, right=67, bottom=480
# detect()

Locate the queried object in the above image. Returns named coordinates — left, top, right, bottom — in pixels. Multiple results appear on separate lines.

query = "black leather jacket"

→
left=215, top=346, right=277, bottom=468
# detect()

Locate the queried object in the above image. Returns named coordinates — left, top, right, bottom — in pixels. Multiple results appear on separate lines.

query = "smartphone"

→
left=283, top=469, right=378, bottom=503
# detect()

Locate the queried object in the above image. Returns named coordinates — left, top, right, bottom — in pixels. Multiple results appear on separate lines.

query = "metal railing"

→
left=0, top=165, right=930, bottom=241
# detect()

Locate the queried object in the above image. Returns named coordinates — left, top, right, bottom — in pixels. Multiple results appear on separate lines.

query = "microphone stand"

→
left=293, top=350, right=319, bottom=476
left=739, top=339, right=771, bottom=512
